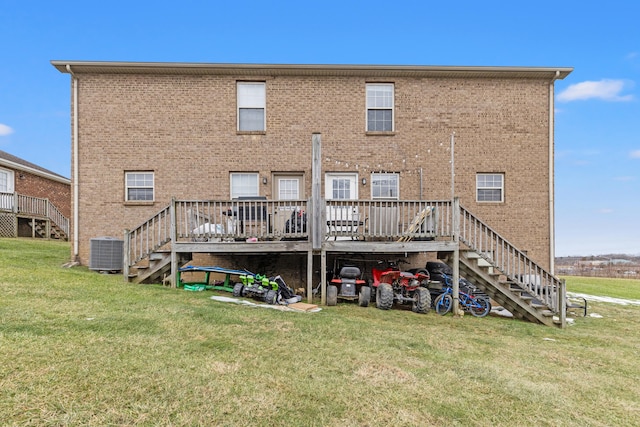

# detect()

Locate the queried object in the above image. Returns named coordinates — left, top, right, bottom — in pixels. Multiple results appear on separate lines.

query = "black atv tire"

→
left=232, top=282, right=244, bottom=298
left=327, top=285, right=338, bottom=306
left=358, top=286, right=371, bottom=307
left=412, top=287, right=431, bottom=314
left=376, top=283, right=394, bottom=310
left=264, top=289, right=278, bottom=305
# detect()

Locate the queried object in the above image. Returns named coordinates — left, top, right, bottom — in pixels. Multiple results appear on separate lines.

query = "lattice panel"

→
left=0, top=213, right=17, bottom=237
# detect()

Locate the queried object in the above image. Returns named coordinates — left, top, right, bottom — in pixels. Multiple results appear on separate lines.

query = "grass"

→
left=564, top=275, right=640, bottom=300
left=1, top=238, right=639, bottom=426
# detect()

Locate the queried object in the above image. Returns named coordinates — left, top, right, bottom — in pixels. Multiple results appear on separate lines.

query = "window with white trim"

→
left=366, top=83, right=394, bottom=132
left=0, top=168, right=13, bottom=193
left=278, top=178, right=300, bottom=200
left=230, top=173, right=259, bottom=198
left=371, top=172, right=399, bottom=199
left=237, top=82, right=265, bottom=131
left=125, top=172, right=154, bottom=201
left=476, top=173, right=504, bottom=202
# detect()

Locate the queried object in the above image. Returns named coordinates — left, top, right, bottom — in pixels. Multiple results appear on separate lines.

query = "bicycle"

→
left=434, top=274, right=491, bottom=317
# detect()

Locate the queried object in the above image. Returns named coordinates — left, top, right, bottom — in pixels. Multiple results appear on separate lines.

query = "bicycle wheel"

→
left=469, top=296, right=491, bottom=317
left=435, top=293, right=452, bottom=315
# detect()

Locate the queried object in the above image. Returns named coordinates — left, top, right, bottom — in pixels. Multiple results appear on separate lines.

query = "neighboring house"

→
left=52, top=61, right=573, bottom=326
left=0, top=149, right=70, bottom=239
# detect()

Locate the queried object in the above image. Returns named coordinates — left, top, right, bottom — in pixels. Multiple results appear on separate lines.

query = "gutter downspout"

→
left=549, top=70, right=560, bottom=275
left=66, top=64, right=79, bottom=262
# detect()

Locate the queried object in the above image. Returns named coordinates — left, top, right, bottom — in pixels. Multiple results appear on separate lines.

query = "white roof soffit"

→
left=51, top=61, right=573, bottom=80
left=0, top=158, right=70, bottom=185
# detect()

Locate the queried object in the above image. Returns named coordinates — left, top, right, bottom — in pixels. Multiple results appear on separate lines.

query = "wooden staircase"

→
left=439, top=250, right=561, bottom=326
left=31, top=219, right=68, bottom=240
left=124, top=203, right=194, bottom=285
left=437, top=203, right=566, bottom=327
left=127, top=250, right=192, bottom=284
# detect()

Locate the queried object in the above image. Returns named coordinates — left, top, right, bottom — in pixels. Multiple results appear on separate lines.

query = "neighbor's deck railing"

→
left=0, top=192, right=69, bottom=236
left=458, top=204, right=562, bottom=312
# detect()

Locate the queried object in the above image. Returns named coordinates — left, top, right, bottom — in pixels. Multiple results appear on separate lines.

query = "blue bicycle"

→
left=434, top=274, right=491, bottom=317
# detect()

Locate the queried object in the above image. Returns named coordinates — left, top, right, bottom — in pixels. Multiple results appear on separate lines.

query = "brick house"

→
left=0, top=149, right=70, bottom=239
left=52, top=61, right=573, bottom=326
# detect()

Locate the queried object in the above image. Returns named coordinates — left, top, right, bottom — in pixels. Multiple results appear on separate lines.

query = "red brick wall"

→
left=72, top=72, right=553, bottom=269
left=13, top=170, right=71, bottom=218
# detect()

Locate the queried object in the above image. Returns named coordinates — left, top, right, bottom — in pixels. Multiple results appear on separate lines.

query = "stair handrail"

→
left=458, top=204, right=564, bottom=314
left=47, top=200, right=69, bottom=236
left=124, top=204, right=172, bottom=268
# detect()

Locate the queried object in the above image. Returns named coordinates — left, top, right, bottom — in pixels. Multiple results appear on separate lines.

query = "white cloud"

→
left=557, top=79, right=634, bottom=102
left=613, top=176, right=635, bottom=182
left=599, top=208, right=614, bottom=214
left=0, top=123, right=14, bottom=136
left=626, top=52, right=638, bottom=60
left=631, top=150, right=640, bottom=159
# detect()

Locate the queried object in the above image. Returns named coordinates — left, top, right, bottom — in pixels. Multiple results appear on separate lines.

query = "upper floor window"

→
left=230, top=173, right=259, bottom=198
left=476, top=173, right=504, bottom=202
left=366, top=83, right=394, bottom=132
left=237, top=82, right=265, bottom=132
left=125, top=172, right=154, bottom=201
left=371, top=172, right=399, bottom=199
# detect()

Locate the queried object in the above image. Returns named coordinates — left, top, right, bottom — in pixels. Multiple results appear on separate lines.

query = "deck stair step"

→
left=149, top=251, right=168, bottom=261
left=129, top=251, right=192, bottom=285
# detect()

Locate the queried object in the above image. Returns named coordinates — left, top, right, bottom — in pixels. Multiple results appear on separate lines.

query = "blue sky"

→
left=1, top=1, right=638, bottom=256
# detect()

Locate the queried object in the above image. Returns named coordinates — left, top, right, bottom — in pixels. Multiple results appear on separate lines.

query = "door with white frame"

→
left=0, top=168, right=14, bottom=210
left=273, top=174, right=305, bottom=234
left=325, top=173, right=360, bottom=238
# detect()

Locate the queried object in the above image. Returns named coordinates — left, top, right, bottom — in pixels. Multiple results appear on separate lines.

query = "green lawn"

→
left=1, top=238, right=639, bottom=426
left=564, top=275, right=640, bottom=300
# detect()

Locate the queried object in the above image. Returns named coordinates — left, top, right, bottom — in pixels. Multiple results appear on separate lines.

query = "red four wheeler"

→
left=371, top=261, right=431, bottom=314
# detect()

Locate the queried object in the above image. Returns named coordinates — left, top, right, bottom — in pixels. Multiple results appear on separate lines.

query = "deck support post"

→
left=311, top=133, right=322, bottom=251
left=123, top=229, right=130, bottom=282
left=306, top=249, right=313, bottom=303
left=452, top=197, right=461, bottom=316
left=559, top=278, right=567, bottom=328
left=320, top=250, right=327, bottom=306
left=170, top=197, right=178, bottom=288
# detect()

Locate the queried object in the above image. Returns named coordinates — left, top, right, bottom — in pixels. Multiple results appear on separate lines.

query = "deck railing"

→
left=124, top=199, right=453, bottom=270
left=175, top=199, right=310, bottom=241
left=324, top=200, right=452, bottom=240
left=125, top=204, right=172, bottom=265
left=172, top=199, right=452, bottom=242
left=458, top=204, right=562, bottom=312
left=0, top=192, right=69, bottom=236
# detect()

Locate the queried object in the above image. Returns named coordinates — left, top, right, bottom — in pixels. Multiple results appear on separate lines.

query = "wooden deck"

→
left=124, top=198, right=569, bottom=327
left=0, top=192, right=69, bottom=239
